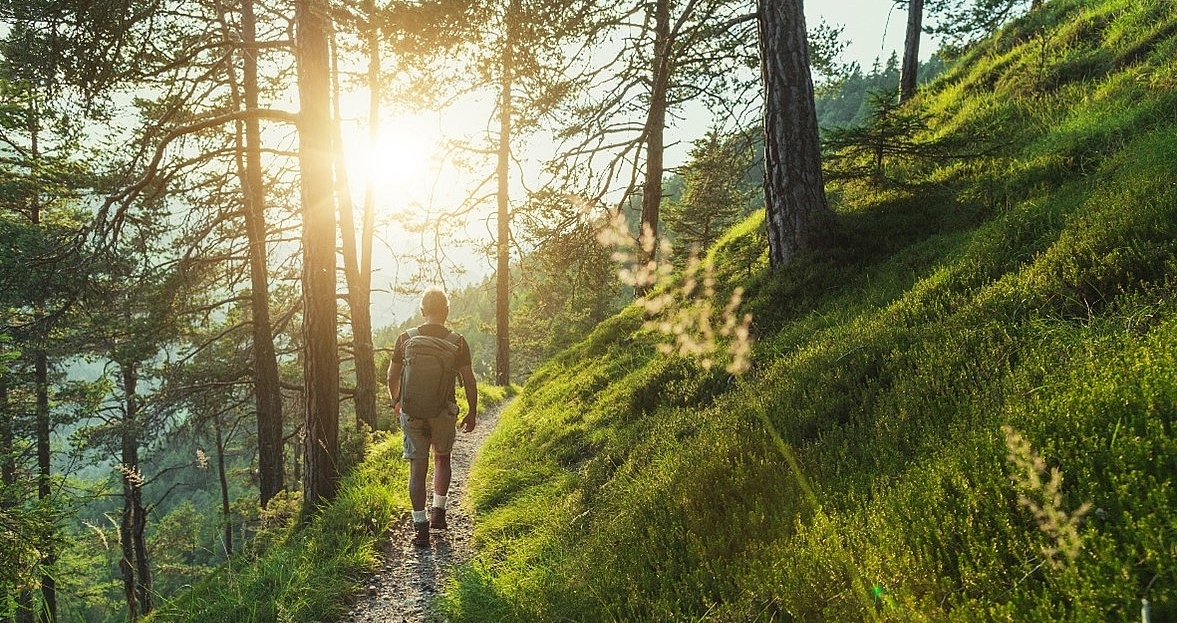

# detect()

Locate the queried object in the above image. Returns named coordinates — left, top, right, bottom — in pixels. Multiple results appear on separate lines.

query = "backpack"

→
left=400, top=327, right=462, bottom=419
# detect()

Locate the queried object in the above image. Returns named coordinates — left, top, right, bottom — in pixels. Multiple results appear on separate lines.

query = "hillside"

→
left=445, top=1, right=1177, bottom=621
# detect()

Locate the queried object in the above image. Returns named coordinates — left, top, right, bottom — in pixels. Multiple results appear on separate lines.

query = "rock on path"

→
left=337, top=405, right=500, bottom=623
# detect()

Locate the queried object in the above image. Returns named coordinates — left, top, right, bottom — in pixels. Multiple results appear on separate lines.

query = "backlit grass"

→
left=444, top=0, right=1177, bottom=620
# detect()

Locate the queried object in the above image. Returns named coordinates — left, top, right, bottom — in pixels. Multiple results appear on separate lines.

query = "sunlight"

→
left=342, top=114, right=443, bottom=217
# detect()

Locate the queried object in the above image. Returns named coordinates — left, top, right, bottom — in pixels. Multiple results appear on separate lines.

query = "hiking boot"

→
left=429, top=506, right=447, bottom=530
left=411, top=521, right=430, bottom=547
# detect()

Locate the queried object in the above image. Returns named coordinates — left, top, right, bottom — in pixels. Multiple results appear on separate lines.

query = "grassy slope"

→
left=447, top=1, right=1177, bottom=621
left=143, top=385, right=513, bottom=623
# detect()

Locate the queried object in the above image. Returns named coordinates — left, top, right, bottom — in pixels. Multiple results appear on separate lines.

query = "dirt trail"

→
left=336, top=405, right=501, bottom=623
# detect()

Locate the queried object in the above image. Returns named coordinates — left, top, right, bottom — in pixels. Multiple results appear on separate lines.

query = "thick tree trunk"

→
left=239, top=0, right=286, bottom=508
left=757, top=0, right=833, bottom=269
left=638, top=0, right=671, bottom=278
left=495, top=3, right=515, bottom=387
left=900, top=0, right=923, bottom=103
left=296, top=0, right=341, bottom=513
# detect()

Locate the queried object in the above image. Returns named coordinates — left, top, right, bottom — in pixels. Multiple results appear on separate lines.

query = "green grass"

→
left=144, top=438, right=407, bottom=623
left=146, top=384, right=515, bottom=623
left=443, top=0, right=1177, bottom=621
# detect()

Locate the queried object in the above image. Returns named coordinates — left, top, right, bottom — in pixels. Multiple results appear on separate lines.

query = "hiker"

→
left=387, top=286, right=478, bottom=547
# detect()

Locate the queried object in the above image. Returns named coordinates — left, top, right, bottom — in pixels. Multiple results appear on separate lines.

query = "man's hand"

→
left=460, top=412, right=477, bottom=433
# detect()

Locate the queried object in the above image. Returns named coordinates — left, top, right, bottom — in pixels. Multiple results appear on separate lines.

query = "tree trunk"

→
left=30, top=116, right=57, bottom=623
left=296, top=0, right=340, bottom=513
left=757, top=0, right=833, bottom=269
left=330, top=31, right=377, bottom=431
left=495, top=0, right=516, bottom=387
left=638, top=0, right=671, bottom=280
left=213, top=415, right=233, bottom=556
left=357, top=0, right=378, bottom=422
left=118, top=363, right=150, bottom=621
left=34, top=354, right=56, bottom=623
left=239, top=0, right=286, bottom=508
left=900, top=0, right=923, bottom=103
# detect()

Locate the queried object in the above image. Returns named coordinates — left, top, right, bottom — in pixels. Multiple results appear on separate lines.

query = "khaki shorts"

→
left=400, top=411, right=457, bottom=460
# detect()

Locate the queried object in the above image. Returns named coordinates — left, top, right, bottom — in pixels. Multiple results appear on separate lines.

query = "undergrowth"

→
left=145, top=383, right=515, bottom=623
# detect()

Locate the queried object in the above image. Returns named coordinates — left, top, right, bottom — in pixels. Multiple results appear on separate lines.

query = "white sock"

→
left=432, top=494, right=447, bottom=509
left=412, top=509, right=427, bottom=523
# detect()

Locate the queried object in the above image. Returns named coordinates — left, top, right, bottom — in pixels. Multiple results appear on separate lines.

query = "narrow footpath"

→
left=336, top=404, right=502, bottom=623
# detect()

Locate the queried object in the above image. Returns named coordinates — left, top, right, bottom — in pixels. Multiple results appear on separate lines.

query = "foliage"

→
left=441, top=0, right=1177, bottom=620
left=814, top=53, right=947, bottom=130
left=822, top=90, right=992, bottom=186
left=140, top=385, right=512, bottom=623
left=663, top=128, right=756, bottom=261
left=509, top=189, right=628, bottom=377
left=926, top=0, right=1042, bottom=51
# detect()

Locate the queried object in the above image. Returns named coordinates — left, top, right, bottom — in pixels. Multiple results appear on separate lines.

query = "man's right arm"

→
left=387, top=335, right=404, bottom=409
left=388, top=362, right=403, bottom=400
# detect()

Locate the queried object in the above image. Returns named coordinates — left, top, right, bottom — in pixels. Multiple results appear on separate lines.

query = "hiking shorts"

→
left=400, top=411, right=458, bottom=460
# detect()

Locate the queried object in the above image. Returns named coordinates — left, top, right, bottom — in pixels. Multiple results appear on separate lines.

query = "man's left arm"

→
left=458, top=365, right=477, bottom=432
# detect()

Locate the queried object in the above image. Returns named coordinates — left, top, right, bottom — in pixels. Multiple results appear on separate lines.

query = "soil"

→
left=336, top=404, right=501, bottom=623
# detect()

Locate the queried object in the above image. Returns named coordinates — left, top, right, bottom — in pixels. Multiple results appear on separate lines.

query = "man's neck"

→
left=422, top=315, right=446, bottom=326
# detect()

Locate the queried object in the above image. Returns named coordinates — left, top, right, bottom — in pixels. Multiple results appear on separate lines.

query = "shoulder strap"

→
left=443, top=330, right=460, bottom=346
left=407, top=327, right=421, bottom=339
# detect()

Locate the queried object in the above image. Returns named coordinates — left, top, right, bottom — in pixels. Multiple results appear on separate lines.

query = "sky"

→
left=815, top=0, right=922, bottom=69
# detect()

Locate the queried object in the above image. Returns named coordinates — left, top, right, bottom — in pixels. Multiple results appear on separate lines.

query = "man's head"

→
left=420, top=286, right=449, bottom=321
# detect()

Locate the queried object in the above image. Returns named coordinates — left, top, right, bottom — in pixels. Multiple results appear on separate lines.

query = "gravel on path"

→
left=336, top=404, right=501, bottom=623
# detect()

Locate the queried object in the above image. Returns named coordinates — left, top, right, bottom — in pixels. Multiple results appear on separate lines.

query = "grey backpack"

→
left=400, top=328, right=461, bottom=419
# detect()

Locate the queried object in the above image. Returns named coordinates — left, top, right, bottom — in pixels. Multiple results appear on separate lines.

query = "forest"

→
left=3, top=0, right=1176, bottom=621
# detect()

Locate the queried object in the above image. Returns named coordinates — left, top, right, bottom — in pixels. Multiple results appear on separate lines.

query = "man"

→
left=387, top=286, right=478, bottom=547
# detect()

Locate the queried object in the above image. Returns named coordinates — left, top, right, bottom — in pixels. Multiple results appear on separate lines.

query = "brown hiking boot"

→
left=429, top=506, right=447, bottom=530
left=411, top=521, right=430, bottom=547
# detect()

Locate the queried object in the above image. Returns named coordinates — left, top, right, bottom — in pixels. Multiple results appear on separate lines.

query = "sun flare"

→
left=342, top=114, right=443, bottom=216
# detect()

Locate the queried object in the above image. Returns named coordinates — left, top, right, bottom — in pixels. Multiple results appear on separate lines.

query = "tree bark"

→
left=239, top=0, right=286, bottom=508
left=757, top=0, right=833, bottom=269
left=638, top=0, right=672, bottom=281
left=118, top=362, right=151, bottom=620
left=34, top=345, right=57, bottom=622
left=213, top=415, right=233, bottom=556
left=900, top=0, right=923, bottom=103
left=495, top=0, right=517, bottom=387
left=296, top=0, right=340, bottom=513
left=30, top=114, right=57, bottom=623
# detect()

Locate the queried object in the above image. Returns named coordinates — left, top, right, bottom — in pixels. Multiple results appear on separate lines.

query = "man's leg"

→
left=408, top=457, right=429, bottom=511
left=408, top=457, right=430, bottom=546
left=430, top=453, right=452, bottom=529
